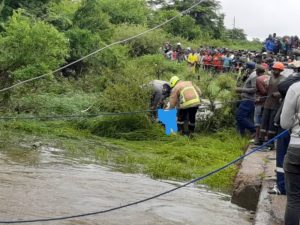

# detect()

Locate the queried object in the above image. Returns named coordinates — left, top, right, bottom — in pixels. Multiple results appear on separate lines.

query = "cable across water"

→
left=0, top=130, right=289, bottom=224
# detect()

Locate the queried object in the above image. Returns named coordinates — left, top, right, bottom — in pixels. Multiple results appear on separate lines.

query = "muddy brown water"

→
left=0, top=145, right=252, bottom=225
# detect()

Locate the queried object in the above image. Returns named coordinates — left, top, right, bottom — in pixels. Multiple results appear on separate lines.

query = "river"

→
left=0, top=144, right=252, bottom=225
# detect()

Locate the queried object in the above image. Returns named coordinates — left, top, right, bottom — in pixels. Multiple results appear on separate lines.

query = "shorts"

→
left=254, top=105, right=263, bottom=127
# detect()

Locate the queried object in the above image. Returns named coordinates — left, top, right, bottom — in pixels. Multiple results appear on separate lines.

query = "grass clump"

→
left=0, top=119, right=247, bottom=192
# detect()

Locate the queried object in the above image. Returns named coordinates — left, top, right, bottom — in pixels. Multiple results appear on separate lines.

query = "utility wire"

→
left=0, top=0, right=206, bottom=93
left=0, top=95, right=271, bottom=121
left=0, top=110, right=154, bottom=120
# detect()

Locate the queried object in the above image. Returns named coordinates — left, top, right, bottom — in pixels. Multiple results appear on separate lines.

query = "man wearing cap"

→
left=268, top=61, right=300, bottom=195
left=258, top=62, right=286, bottom=150
left=167, top=76, right=201, bottom=135
left=235, top=65, right=263, bottom=137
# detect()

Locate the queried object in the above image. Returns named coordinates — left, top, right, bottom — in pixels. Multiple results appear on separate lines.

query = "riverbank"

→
left=232, top=144, right=286, bottom=225
left=0, top=119, right=248, bottom=191
left=253, top=149, right=286, bottom=225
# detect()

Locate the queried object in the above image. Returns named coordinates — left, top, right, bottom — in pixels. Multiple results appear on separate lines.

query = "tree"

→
left=0, top=10, right=69, bottom=104
left=65, top=27, right=128, bottom=76
left=148, top=9, right=202, bottom=40
left=112, top=24, right=168, bottom=57
left=0, top=0, right=60, bottom=21
left=97, top=0, right=150, bottom=25
left=45, top=0, right=81, bottom=31
left=73, top=0, right=113, bottom=41
left=226, top=28, right=247, bottom=41
left=160, top=0, right=225, bottom=39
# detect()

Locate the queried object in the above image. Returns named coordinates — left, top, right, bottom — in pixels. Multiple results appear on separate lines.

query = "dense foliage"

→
left=0, top=0, right=259, bottom=191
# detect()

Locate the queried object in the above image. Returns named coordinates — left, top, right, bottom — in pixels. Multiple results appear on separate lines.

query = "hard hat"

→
left=187, top=47, right=191, bottom=51
left=169, top=76, right=180, bottom=88
left=272, top=62, right=285, bottom=71
left=177, top=42, right=181, bottom=46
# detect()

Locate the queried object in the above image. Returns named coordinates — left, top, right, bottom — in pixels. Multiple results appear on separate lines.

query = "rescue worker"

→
left=149, top=80, right=171, bottom=120
left=167, top=76, right=201, bottom=135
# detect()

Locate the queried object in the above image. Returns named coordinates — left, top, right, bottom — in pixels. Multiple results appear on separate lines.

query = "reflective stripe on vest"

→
left=180, top=86, right=200, bottom=108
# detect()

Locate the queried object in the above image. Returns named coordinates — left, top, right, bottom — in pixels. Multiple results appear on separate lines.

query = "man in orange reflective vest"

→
left=167, top=76, right=201, bottom=135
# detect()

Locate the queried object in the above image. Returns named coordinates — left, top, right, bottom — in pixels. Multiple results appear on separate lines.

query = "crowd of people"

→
left=161, top=39, right=300, bottom=77
left=157, top=37, right=300, bottom=224
left=263, top=33, right=300, bottom=55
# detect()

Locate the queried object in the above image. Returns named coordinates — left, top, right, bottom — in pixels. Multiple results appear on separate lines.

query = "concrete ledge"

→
left=231, top=147, right=269, bottom=211
left=253, top=150, right=286, bottom=225
left=231, top=146, right=286, bottom=225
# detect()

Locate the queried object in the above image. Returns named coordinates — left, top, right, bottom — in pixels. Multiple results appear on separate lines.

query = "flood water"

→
left=0, top=144, right=252, bottom=225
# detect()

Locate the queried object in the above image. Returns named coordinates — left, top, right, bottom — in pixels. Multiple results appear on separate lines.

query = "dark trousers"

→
left=285, top=171, right=300, bottom=225
left=235, top=100, right=255, bottom=136
left=284, top=150, right=300, bottom=225
left=276, top=127, right=290, bottom=194
left=261, top=108, right=278, bottom=134
left=177, top=107, right=198, bottom=133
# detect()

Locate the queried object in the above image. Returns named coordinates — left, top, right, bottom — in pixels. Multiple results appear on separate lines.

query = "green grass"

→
left=0, top=119, right=248, bottom=192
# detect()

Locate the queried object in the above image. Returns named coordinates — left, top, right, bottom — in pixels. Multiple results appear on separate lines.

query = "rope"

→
left=0, top=95, right=272, bottom=121
left=0, top=110, right=154, bottom=121
left=0, top=129, right=289, bottom=224
left=0, top=0, right=206, bottom=93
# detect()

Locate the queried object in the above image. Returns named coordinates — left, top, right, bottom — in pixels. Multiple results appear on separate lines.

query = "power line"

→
left=0, top=0, right=206, bottom=93
left=0, top=110, right=154, bottom=121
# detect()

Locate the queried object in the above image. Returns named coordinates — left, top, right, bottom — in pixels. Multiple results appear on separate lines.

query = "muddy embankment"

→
left=232, top=146, right=286, bottom=225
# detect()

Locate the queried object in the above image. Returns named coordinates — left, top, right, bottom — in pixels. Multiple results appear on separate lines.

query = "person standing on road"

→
left=258, top=62, right=286, bottom=149
left=235, top=65, right=258, bottom=137
left=280, top=80, right=300, bottom=225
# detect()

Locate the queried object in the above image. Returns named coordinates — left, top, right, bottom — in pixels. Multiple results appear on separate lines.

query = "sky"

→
left=218, top=0, right=300, bottom=41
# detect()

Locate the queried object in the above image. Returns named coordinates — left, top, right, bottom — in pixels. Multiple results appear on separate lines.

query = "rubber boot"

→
left=258, top=130, right=266, bottom=145
left=188, top=124, right=195, bottom=138
left=267, top=133, right=276, bottom=150
left=177, top=123, right=185, bottom=135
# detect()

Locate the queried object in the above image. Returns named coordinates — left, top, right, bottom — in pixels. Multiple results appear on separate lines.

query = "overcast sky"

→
left=218, top=0, right=300, bottom=40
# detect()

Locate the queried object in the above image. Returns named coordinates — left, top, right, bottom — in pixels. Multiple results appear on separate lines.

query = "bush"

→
left=130, top=54, right=186, bottom=80
left=77, top=115, right=164, bottom=140
left=0, top=10, right=69, bottom=81
left=148, top=10, right=202, bottom=40
left=112, top=24, right=169, bottom=57
left=10, top=92, right=98, bottom=115
left=66, top=28, right=129, bottom=75
left=73, top=0, right=113, bottom=40
left=97, top=0, right=150, bottom=25
left=195, top=73, right=237, bottom=132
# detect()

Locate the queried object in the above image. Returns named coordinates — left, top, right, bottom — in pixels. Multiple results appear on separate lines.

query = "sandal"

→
left=268, top=185, right=282, bottom=195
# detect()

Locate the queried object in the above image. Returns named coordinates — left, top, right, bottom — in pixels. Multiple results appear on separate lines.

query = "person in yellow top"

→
left=167, top=76, right=201, bottom=135
left=187, top=49, right=199, bottom=74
